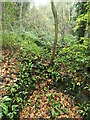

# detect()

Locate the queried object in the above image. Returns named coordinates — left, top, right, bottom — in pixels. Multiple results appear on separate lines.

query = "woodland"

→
left=0, top=0, right=90, bottom=120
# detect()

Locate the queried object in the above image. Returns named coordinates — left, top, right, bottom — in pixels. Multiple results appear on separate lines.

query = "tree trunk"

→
left=77, top=2, right=87, bottom=44
left=20, top=1, right=23, bottom=39
left=78, top=21, right=86, bottom=44
left=50, top=0, right=58, bottom=66
left=61, top=4, right=65, bottom=41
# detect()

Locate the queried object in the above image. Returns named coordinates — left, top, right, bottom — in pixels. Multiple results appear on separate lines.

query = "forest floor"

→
left=1, top=49, right=82, bottom=119
left=0, top=49, right=19, bottom=99
left=19, top=80, right=81, bottom=119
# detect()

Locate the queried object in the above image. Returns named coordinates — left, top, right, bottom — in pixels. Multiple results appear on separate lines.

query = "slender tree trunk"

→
left=50, top=0, right=58, bottom=66
left=88, top=12, right=90, bottom=39
left=20, top=1, right=23, bottom=39
left=2, top=2, right=5, bottom=47
left=77, top=2, right=87, bottom=44
left=0, top=7, right=1, bottom=32
left=61, top=4, right=65, bottom=41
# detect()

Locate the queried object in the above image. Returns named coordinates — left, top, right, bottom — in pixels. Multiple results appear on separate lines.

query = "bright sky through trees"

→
left=35, top=0, right=50, bottom=6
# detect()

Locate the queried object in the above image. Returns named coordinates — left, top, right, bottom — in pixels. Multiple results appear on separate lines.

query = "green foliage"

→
left=56, top=35, right=89, bottom=71
left=2, top=31, right=20, bottom=50
left=19, top=30, right=53, bottom=60
left=1, top=1, right=89, bottom=120
left=1, top=59, right=37, bottom=119
left=78, top=102, right=90, bottom=120
left=50, top=101, right=68, bottom=119
left=1, top=96, right=13, bottom=119
left=74, top=1, right=89, bottom=42
left=20, top=38, right=42, bottom=56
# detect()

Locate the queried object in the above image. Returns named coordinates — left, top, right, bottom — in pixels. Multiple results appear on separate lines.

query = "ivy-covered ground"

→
left=1, top=48, right=88, bottom=119
left=20, top=80, right=80, bottom=119
left=0, top=32, right=90, bottom=120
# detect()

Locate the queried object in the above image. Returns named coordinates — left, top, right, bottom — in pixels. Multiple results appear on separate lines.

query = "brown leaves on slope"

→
left=20, top=80, right=81, bottom=119
left=0, top=49, right=20, bottom=98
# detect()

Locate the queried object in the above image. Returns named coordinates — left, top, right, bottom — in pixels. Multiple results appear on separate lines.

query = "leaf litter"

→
left=0, top=49, right=82, bottom=119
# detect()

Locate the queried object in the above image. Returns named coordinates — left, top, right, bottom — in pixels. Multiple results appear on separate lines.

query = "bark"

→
left=78, top=21, right=86, bottom=44
left=88, top=12, right=90, bottom=39
left=50, top=0, right=58, bottom=65
left=77, top=2, right=87, bottom=44
left=61, top=4, right=65, bottom=41
left=20, top=1, right=23, bottom=39
left=2, top=2, right=5, bottom=46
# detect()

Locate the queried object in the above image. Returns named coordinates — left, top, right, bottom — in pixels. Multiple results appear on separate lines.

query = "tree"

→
left=50, top=0, right=58, bottom=65
left=20, top=1, right=23, bottom=39
left=60, top=3, right=65, bottom=41
left=75, top=1, right=87, bottom=44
